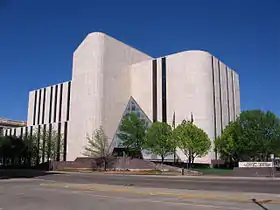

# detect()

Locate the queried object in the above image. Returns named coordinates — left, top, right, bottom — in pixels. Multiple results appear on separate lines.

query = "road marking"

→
left=38, top=185, right=256, bottom=210
left=82, top=192, right=256, bottom=210
left=40, top=183, right=280, bottom=204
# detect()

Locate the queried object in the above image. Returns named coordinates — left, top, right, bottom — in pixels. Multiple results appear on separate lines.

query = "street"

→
left=0, top=178, right=280, bottom=210
left=35, top=172, right=280, bottom=194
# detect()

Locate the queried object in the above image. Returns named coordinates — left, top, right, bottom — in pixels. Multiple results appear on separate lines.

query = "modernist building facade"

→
left=5, top=32, right=240, bottom=164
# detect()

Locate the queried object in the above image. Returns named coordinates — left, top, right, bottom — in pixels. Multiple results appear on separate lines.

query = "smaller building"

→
left=0, top=118, right=27, bottom=136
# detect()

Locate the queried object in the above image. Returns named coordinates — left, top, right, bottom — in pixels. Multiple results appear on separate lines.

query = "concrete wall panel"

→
left=219, top=62, right=229, bottom=129
left=27, top=91, right=35, bottom=126
left=213, top=57, right=222, bottom=136
left=44, top=87, right=51, bottom=124
left=68, top=33, right=106, bottom=160
left=61, top=82, right=69, bottom=122
left=166, top=51, right=215, bottom=163
left=130, top=60, right=153, bottom=121
left=233, top=72, right=241, bottom=116
left=102, top=34, right=151, bottom=145
left=227, top=69, right=234, bottom=122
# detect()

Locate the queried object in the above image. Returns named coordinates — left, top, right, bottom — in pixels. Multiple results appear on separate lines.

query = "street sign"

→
left=238, top=162, right=274, bottom=168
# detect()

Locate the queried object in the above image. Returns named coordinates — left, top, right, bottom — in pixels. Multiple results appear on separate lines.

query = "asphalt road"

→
left=1, top=179, right=279, bottom=210
left=35, top=172, right=280, bottom=194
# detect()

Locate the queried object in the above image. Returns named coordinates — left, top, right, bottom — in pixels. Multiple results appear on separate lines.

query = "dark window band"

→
left=33, top=91, right=37, bottom=125
left=42, top=124, right=46, bottom=163
left=152, top=60, right=157, bottom=122
left=59, top=83, right=63, bottom=122
left=48, top=124, right=52, bottom=160
left=42, top=88, right=46, bottom=124
left=37, top=125, right=41, bottom=165
left=53, top=85, right=58, bottom=122
left=56, top=122, right=61, bottom=161
left=211, top=56, right=217, bottom=139
left=20, top=127, right=23, bottom=139
left=25, top=127, right=28, bottom=139
left=162, top=57, right=167, bottom=123
left=66, top=82, right=71, bottom=121
left=30, top=126, right=33, bottom=137
left=63, top=121, right=68, bottom=161
left=49, top=86, right=53, bottom=123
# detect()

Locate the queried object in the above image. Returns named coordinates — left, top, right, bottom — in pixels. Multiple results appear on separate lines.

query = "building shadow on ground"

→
left=0, top=169, right=61, bottom=179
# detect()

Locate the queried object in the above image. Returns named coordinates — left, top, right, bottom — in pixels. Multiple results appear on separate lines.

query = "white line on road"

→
left=39, top=186, right=257, bottom=210
left=79, top=191, right=258, bottom=210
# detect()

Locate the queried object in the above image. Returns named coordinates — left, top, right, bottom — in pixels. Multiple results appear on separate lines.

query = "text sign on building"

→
left=238, top=162, right=274, bottom=168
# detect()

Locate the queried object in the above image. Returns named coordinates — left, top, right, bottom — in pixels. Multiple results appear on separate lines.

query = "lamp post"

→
left=271, top=154, right=275, bottom=178
left=48, top=158, right=52, bottom=171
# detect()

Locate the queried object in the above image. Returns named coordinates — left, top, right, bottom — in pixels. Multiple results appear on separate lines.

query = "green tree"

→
left=174, top=120, right=211, bottom=166
left=117, top=112, right=148, bottom=157
left=20, top=126, right=65, bottom=165
left=144, top=122, right=174, bottom=163
left=239, top=110, right=280, bottom=160
left=39, top=127, right=64, bottom=162
left=215, top=110, right=280, bottom=166
left=22, top=133, right=39, bottom=166
left=0, top=136, right=26, bottom=166
left=214, top=122, right=243, bottom=167
left=83, top=126, right=112, bottom=171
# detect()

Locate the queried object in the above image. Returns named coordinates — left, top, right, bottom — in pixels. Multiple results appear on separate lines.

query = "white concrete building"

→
left=5, top=32, right=240, bottom=164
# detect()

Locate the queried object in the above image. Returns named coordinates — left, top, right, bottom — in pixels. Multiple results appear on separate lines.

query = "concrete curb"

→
left=51, top=170, right=280, bottom=180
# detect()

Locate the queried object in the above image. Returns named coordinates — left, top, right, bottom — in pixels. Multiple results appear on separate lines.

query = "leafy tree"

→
left=0, top=126, right=64, bottom=167
left=39, top=127, right=64, bottom=162
left=117, top=112, right=148, bottom=157
left=174, top=120, right=211, bottom=166
left=21, top=127, right=64, bottom=165
left=239, top=110, right=280, bottom=160
left=215, top=110, right=280, bottom=166
left=144, top=122, right=174, bottom=163
left=0, top=136, right=26, bottom=166
left=22, top=133, right=39, bottom=166
left=214, top=122, right=243, bottom=168
left=83, top=126, right=112, bottom=171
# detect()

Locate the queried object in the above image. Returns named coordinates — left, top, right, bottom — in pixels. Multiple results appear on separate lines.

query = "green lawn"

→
left=192, top=168, right=233, bottom=175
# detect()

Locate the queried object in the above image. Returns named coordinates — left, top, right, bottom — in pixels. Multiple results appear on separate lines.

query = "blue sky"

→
left=0, top=0, right=279, bottom=120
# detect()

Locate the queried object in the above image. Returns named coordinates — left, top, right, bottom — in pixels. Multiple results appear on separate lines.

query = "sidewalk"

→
left=127, top=174, right=280, bottom=180
left=53, top=170, right=280, bottom=180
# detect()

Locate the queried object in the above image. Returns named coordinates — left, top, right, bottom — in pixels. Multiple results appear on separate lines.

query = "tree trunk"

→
left=188, top=156, right=192, bottom=169
left=103, top=158, right=107, bottom=171
left=191, top=155, right=195, bottom=164
left=188, top=149, right=192, bottom=169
